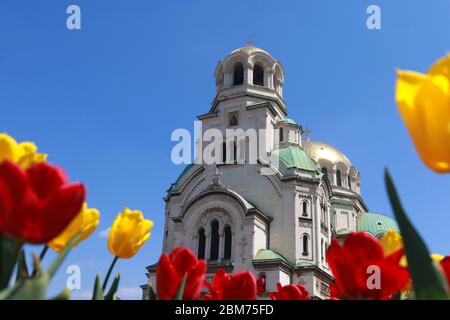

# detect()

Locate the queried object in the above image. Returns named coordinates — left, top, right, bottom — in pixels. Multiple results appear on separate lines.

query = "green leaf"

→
left=385, top=170, right=449, bottom=300
left=0, top=235, right=22, bottom=290
left=15, top=249, right=30, bottom=281
left=49, top=288, right=71, bottom=300
left=174, top=273, right=187, bottom=300
left=104, top=273, right=120, bottom=300
left=92, top=274, right=104, bottom=300
left=47, top=232, right=82, bottom=279
left=3, top=272, right=49, bottom=300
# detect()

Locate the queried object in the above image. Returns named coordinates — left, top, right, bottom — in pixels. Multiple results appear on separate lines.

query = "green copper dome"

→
left=357, top=212, right=399, bottom=237
left=275, top=118, right=297, bottom=125
left=272, top=146, right=317, bottom=172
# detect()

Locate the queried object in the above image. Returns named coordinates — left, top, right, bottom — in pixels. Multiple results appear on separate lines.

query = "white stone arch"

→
left=214, top=62, right=224, bottom=92
left=248, top=52, right=274, bottom=70
left=196, top=208, right=233, bottom=237
left=317, top=182, right=331, bottom=228
left=333, top=162, right=348, bottom=187
left=301, top=232, right=311, bottom=256
left=318, top=159, right=333, bottom=182
left=182, top=192, right=246, bottom=261
left=347, top=166, right=358, bottom=192
left=273, top=63, right=285, bottom=95
left=222, top=52, right=249, bottom=73
left=300, top=198, right=310, bottom=217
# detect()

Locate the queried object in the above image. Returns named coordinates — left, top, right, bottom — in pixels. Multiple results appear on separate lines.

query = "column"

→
left=218, top=231, right=224, bottom=262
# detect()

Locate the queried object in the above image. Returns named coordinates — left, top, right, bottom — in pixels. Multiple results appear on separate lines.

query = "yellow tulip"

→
left=0, top=133, right=47, bottom=169
left=48, top=203, right=100, bottom=253
left=395, top=54, right=450, bottom=173
left=380, top=230, right=443, bottom=265
left=380, top=229, right=403, bottom=256
left=107, top=208, right=153, bottom=259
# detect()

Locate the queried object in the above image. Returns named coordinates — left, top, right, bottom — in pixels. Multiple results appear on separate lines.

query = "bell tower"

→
left=197, top=43, right=291, bottom=163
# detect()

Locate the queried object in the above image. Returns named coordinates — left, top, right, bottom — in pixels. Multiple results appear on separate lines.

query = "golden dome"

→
left=230, top=45, right=272, bottom=57
left=302, top=140, right=352, bottom=167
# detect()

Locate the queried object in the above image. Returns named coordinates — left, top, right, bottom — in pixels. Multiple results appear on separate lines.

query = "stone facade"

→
left=143, top=45, right=397, bottom=300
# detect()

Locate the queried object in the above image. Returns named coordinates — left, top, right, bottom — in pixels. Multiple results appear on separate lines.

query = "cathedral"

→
left=142, top=44, right=399, bottom=299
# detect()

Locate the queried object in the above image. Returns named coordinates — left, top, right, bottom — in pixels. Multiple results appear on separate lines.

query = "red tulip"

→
left=326, top=232, right=409, bottom=300
left=257, top=274, right=266, bottom=296
left=0, top=161, right=85, bottom=243
left=156, top=247, right=206, bottom=300
left=203, top=269, right=257, bottom=300
left=328, top=282, right=340, bottom=300
left=269, top=283, right=310, bottom=300
left=440, top=256, right=450, bottom=288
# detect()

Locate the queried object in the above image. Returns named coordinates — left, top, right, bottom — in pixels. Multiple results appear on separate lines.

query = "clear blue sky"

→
left=1, top=0, right=449, bottom=299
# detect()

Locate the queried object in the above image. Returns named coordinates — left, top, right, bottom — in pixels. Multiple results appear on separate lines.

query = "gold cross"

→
left=246, top=36, right=255, bottom=46
left=304, top=127, right=312, bottom=141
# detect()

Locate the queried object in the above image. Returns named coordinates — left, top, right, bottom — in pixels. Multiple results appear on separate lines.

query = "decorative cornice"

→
left=197, top=111, right=219, bottom=120
left=209, top=90, right=287, bottom=116
left=294, top=264, right=335, bottom=283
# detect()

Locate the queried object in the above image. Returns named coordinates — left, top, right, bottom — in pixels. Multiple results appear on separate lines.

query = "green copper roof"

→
left=275, top=118, right=297, bottom=125
left=357, top=212, right=399, bottom=237
left=272, top=146, right=317, bottom=172
left=254, top=249, right=287, bottom=262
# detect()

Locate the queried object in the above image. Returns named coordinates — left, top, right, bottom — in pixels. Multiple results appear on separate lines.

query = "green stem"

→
left=0, top=236, right=22, bottom=290
left=102, top=256, right=119, bottom=291
left=31, top=245, right=49, bottom=278
left=39, top=245, right=49, bottom=262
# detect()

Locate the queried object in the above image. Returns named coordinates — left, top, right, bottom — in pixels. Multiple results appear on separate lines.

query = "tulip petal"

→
left=0, top=161, right=29, bottom=206
left=326, top=239, right=360, bottom=298
left=428, top=54, right=450, bottom=79
left=156, top=253, right=179, bottom=300
left=184, top=259, right=206, bottom=300
left=27, top=163, right=69, bottom=198
left=380, top=230, right=403, bottom=256
left=396, top=70, right=426, bottom=113
left=413, top=75, right=450, bottom=172
left=0, top=134, right=19, bottom=163
left=38, top=184, right=85, bottom=243
left=170, top=246, right=198, bottom=276
left=344, top=232, right=384, bottom=264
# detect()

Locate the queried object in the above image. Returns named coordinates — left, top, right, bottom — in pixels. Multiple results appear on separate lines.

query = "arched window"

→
left=210, top=220, right=220, bottom=261
left=233, top=138, right=237, bottom=163
left=253, top=64, right=264, bottom=86
left=302, top=235, right=308, bottom=255
left=348, top=175, right=352, bottom=190
left=302, top=201, right=308, bottom=216
left=224, top=226, right=232, bottom=260
left=279, top=127, right=284, bottom=142
left=233, top=63, right=244, bottom=86
left=321, top=239, right=324, bottom=261
left=321, top=167, right=328, bottom=179
left=222, top=141, right=227, bottom=164
left=336, top=170, right=342, bottom=186
left=229, top=114, right=238, bottom=126
left=197, top=228, right=206, bottom=259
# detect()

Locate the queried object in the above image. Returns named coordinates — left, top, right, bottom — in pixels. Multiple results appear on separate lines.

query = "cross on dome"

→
left=246, top=36, right=255, bottom=47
